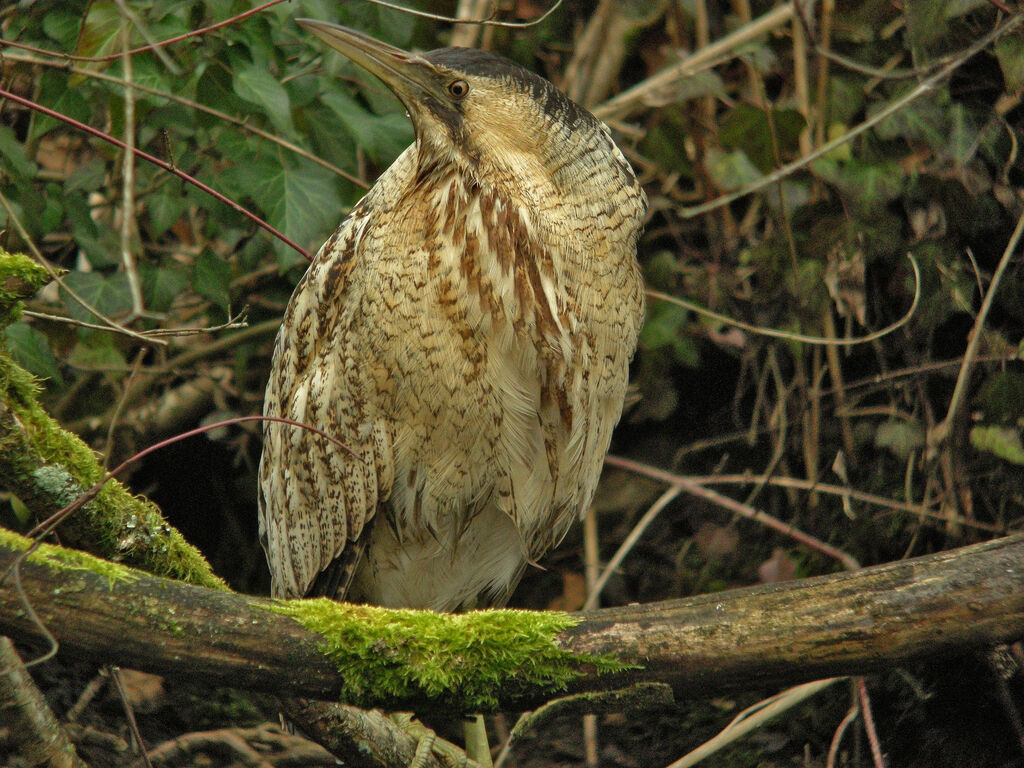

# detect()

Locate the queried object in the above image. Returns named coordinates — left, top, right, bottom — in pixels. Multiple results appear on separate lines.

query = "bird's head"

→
left=298, top=19, right=615, bottom=193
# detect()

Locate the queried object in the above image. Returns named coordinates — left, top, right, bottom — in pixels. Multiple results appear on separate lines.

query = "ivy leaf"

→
left=4, top=322, right=64, bottom=385
left=705, top=148, right=762, bottom=192
left=63, top=191, right=119, bottom=268
left=943, top=103, right=979, bottom=166
left=875, top=420, right=925, bottom=460
left=41, top=7, right=80, bottom=47
left=31, top=70, right=91, bottom=140
left=140, top=263, right=188, bottom=313
left=872, top=89, right=946, bottom=148
left=60, top=270, right=134, bottom=324
left=69, top=333, right=127, bottom=373
left=0, top=126, right=37, bottom=178
left=720, top=105, right=805, bottom=172
left=995, top=36, right=1024, bottom=94
left=247, top=156, right=343, bottom=269
left=977, top=372, right=1024, bottom=424
left=321, top=91, right=415, bottom=166
left=65, top=157, right=108, bottom=193
left=147, top=185, right=188, bottom=238
left=811, top=157, right=905, bottom=210
left=639, top=302, right=699, bottom=367
left=76, top=1, right=123, bottom=60
left=192, top=250, right=232, bottom=312
left=195, top=61, right=248, bottom=123
left=233, top=59, right=294, bottom=136
left=970, top=426, right=1024, bottom=466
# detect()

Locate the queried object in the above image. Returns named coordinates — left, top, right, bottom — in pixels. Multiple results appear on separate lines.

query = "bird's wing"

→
left=258, top=207, right=394, bottom=599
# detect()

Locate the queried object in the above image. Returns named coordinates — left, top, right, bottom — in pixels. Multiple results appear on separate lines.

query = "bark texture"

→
left=0, top=531, right=1021, bottom=713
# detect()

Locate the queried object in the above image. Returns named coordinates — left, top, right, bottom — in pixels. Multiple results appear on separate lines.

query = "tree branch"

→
left=1, top=529, right=1021, bottom=714
left=0, top=249, right=227, bottom=591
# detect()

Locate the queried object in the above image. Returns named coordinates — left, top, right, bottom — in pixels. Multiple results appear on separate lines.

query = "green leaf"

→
left=128, top=52, right=171, bottom=95
left=4, top=322, right=64, bottom=385
left=140, top=263, right=188, bottom=313
left=970, top=426, right=1024, bottom=466
left=321, top=91, right=413, bottom=166
left=192, top=250, right=232, bottom=311
left=245, top=155, right=343, bottom=268
left=644, top=251, right=679, bottom=291
left=65, top=157, right=108, bottom=193
left=63, top=192, right=119, bottom=268
left=60, top=271, right=134, bottom=324
left=76, top=1, right=124, bottom=60
left=41, top=8, right=81, bottom=47
left=639, top=302, right=699, bottom=367
left=874, top=420, right=925, bottom=460
left=336, top=2, right=418, bottom=48
left=68, top=333, right=127, bottom=373
left=0, top=125, right=37, bottom=178
left=38, top=185, right=65, bottom=235
left=720, top=105, right=805, bottom=172
left=195, top=61, right=248, bottom=125
left=232, top=59, right=294, bottom=136
left=704, top=148, right=762, bottom=192
left=811, top=157, right=905, bottom=210
left=995, top=36, right=1024, bottom=94
left=943, top=103, right=979, bottom=165
left=977, top=372, right=1024, bottom=424
left=31, top=71, right=91, bottom=140
left=147, top=185, right=189, bottom=238
left=872, top=89, right=947, bottom=147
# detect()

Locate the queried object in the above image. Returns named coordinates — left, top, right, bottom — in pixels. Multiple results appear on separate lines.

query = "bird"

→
left=258, top=20, right=646, bottom=613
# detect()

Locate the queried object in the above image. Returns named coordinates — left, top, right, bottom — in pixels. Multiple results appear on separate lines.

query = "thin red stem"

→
left=0, top=0, right=289, bottom=63
left=0, top=85, right=310, bottom=260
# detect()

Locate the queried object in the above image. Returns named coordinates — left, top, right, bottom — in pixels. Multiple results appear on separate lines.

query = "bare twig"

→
left=114, top=11, right=150, bottom=323
left=645, top=253, right=920, bottom=347
left=0, top=636, right=87, bottom=768
left=362, top=0, right=564, bottom=28
left=145, top=723, right=335, bottom=767
left=857, top=676, right=886, bottom=768
left=109, top=666, right=152, bottom=767
left=611, top=458, right=1006, bottom=534
left=594, top=1, right=815, bottom=120
left=665, top=678, right=844, bottom=768
left=65, top=670, right=109, bottom=723
left=583, top=484, right=685, bottom=610
left=0, top=190, right=167, bottom=346
left=826, top=701, right=859, bottom=768
left=604, top=455, right=861, bottom=570
left=678, top=14, right=1024, bottom=217
left=449, top=0, right=491, bottom=48
left=929, top=208, right=1024, bottom=451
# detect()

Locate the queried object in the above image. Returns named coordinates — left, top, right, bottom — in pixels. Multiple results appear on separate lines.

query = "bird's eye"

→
left=447, top=79, right=469, bottom=99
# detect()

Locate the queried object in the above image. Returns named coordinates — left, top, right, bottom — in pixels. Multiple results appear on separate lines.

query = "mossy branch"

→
left=1, top=528, right=1022, bottom=715
left=0, top=248, right=225, bottom=591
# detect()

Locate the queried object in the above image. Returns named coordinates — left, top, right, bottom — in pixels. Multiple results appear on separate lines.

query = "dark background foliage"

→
left=1, top=0, right=1023, bottom=766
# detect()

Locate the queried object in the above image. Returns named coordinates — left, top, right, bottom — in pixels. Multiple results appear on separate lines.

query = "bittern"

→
left=259, top=21, right=645, bottom=613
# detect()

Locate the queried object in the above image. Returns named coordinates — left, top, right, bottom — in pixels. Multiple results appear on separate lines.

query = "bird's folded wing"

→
left=258, top=220, right=393, bottom=599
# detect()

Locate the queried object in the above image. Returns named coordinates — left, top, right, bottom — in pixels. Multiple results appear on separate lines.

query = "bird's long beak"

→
left=297, top=19, right=441, bottom=110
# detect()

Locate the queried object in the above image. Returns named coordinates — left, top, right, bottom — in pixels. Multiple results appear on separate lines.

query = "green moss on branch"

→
left=269, top=599, right=632, bottom=712
left=0, top=528, right=139, bottom=588
left=0, top=249, right=226, bottom=591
